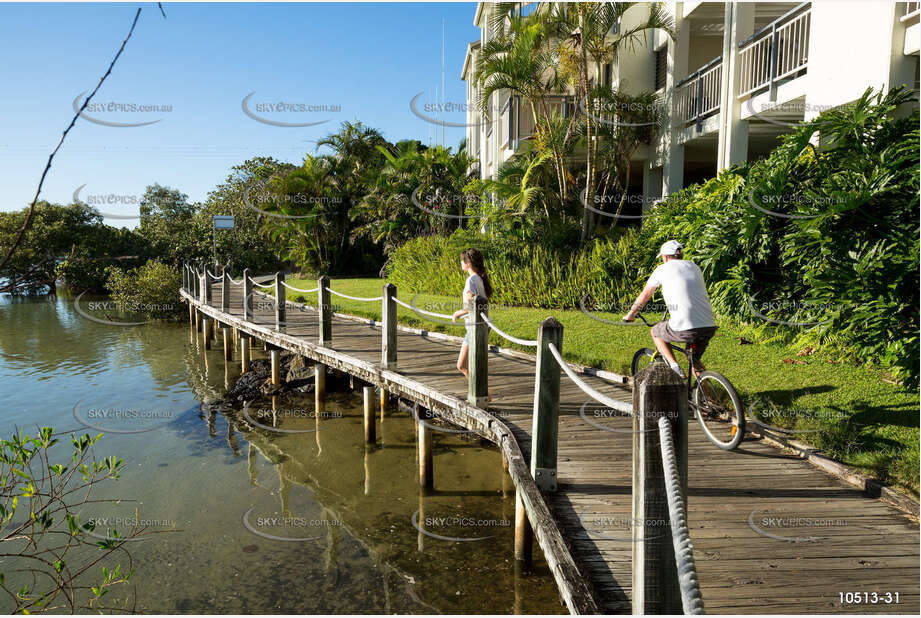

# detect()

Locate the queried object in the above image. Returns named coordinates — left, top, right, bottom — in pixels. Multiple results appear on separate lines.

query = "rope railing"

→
left=325, top=287, right=382, bottom=302
left=481, top=313, right=538, bottom=347
left=228, top=276, right=243, bottom=285
left=248, top=277, right=274, bottom=289
left=658, top=416, right=705, bottom=614
left=208, top=272, right=222, bottom=281
left=547, top=342, right=632, bottom=415
left=392, top=296, right=455, bottom=320
left=281, top=281, right=319, bottom=294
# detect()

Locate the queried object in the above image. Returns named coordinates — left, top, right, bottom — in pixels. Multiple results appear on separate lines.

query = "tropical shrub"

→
left=105, top=259, right=183, bottom=320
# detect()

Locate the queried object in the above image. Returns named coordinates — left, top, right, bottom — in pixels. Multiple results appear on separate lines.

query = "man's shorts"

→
left=651, top=320, right=718, bottom=359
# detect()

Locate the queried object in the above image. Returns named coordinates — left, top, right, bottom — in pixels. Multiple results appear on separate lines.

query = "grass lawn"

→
left=282, top=277, right=919, bottom=495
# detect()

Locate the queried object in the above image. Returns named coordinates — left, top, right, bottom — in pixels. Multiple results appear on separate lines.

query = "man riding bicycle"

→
left=623, top=240, right=717, bottom=379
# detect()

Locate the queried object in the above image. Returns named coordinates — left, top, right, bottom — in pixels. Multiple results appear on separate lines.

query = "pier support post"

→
left=221, top=265, right=230, bottom=312
left=275, top=271, right=286, bottom=331
left=222, top=326, right=232, bottom=361
left=204, top=269, right=212, bottom=304
left=318, top=275, right=331, bottom=346
left=243, top=268, right=252, bottom=321
left=514, top=490, right=533, bottom=566
left=315, top=363, right=326, bottom=414
left=418, top=413, right=433, bottom=489
left=381, top=283, right=397, bottom=369
left=467, top=295, right=489, bottom=407
left=631, top=362, right=686, bottom=615
left=202, top=318, right=211, bottom=350
left=379, top=389, right=388, bottom=420
left=270, top=348, right=281, bottom=386
left=363, top=386, right=376, bottom=444
left=531, top=317, right=563, bottom=492
left=240, top=335, right=251, bottom=373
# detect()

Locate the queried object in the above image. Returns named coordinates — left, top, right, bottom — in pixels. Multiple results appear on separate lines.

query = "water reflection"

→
left=0, top=293, right=564, bottom=614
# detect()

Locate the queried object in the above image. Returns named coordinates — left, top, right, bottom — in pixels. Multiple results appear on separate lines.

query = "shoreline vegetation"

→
left=279, top=276, right=919, bottom=497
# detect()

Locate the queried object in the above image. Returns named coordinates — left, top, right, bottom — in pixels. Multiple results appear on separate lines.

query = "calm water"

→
left=0, top=291, right=564, bottom=614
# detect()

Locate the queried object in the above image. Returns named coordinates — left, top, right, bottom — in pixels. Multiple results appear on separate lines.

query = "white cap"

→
left=658, top=239, right=683, bottom=257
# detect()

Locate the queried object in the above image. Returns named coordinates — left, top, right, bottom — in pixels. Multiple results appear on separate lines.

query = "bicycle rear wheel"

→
left=693, top=371, right=745, bottom=450
left=631, top=348, right=657, bottom=376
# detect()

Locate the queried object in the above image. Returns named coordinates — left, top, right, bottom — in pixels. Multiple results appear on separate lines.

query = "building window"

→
left=654, top=48, right=667, bottom=91
left=603, top=63, right=612, bottom=87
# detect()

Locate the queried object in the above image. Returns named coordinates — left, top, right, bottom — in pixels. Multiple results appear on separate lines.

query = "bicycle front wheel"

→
left=631, top=348, right=657, bottom=376
left=693, top=371, right=745, bottom=450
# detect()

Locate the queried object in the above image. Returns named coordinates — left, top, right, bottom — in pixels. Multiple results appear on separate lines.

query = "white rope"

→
left=208, top=272, right=222, bottom=281
left=393, top=296, right=455, bottom=320
left=659, top=417, right=705, bottom=614
left=325, top=287, right=382, bottom=302
left=228, top=277, right=243, bottom=285
left=547, top=343, right=632, bottom=415
left=281, top=281, right=319, bottom=294
left=248, top=277, right=274, bottom=289
left=481, top=314, right=538, bottom=347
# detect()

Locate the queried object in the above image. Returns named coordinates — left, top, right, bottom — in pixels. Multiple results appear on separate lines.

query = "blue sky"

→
left=0, top=2, right=479, bottom=225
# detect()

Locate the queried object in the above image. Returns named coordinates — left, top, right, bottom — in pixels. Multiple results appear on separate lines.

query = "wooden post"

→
left=182, top=265, right=187, bottom=293
left=221, top=265, right=230, bottom=312
left=222, top=326, right=232, bottom=361
left=363, top=386, right=376, bottom=444
left=379, top=389, right=388, bottom=421
left=631, top=362, right=686, bottom=615
left=270, top=348, right=281, bottom=385
left=204, top=269, right=212, bottom=304
left=467, top=295, right=489, bottom=407
left=381, top=283, right=397, bottom=370
left=514, top=490, right=533, bottom=566
left=243, top=268, right=252, bottom=321
left=531, top=317, right=563, bottom=492
left=315, top=363, right=326, bottom=414
left=240, top=335, right=250, bottom=373
left=318, top=275, right=331, bottom=346
left=275, top=271, right=285, bottom=331
left=418, top=414, right=433, bottom=489
left=202, top=318, right=211, bottom=349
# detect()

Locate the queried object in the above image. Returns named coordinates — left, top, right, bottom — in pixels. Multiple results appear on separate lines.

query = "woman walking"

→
left=452, top=248, right=492, bottom=379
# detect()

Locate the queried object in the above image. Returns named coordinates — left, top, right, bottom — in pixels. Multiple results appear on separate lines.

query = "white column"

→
left=718, top=2, right=754, bottom=169
left=663, top=4, right=689, bottom=195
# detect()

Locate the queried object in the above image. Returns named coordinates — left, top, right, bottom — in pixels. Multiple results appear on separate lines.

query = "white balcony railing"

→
left=738, top=3, right=811, bottom=99
left=905, top=2, right=921, bottom=17
left=675, top=57, right=722, bottom=131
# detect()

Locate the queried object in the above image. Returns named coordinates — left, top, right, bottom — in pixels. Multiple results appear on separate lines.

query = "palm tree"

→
left=542, top=2, right=674, bottom=239
left=474, top=8, right=572, bottom=205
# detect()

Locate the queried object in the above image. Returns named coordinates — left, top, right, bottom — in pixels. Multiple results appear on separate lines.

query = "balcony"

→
left=675, top=56, right=723, bottom=132
left=737, top=3, right=811, bottom=101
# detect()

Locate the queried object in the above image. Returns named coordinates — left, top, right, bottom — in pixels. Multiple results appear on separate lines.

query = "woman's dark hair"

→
left=461, top=248, right=492, bottom=299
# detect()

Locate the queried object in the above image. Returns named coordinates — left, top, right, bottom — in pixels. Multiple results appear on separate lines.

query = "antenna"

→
left=442, top=17, right=446, bottom=148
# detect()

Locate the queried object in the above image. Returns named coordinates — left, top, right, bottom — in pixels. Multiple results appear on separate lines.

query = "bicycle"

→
left=627, top=312, right=745, bottom=450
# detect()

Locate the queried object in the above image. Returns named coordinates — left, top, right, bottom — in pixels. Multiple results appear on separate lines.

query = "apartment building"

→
left=461, top=2, right=920, bottom=212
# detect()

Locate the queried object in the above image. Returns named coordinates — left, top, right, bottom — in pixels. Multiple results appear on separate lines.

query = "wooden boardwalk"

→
left=184, top=280, right=919, bottom=614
